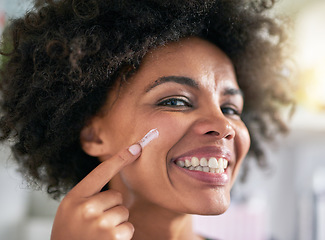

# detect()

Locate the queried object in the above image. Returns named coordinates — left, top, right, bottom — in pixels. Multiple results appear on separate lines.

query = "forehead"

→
left=134, top=37, right=239, bottom=90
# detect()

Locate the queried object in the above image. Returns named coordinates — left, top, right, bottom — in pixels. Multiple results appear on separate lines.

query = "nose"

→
left=192, top=111, right=236, bottom=140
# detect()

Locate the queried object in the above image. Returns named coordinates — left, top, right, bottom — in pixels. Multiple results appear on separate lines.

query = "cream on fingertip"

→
left=139, top=128, right=159, bottom=148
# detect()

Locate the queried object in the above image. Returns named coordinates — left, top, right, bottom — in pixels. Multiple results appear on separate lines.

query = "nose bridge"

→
left=193, top=106, right=235, bottom=140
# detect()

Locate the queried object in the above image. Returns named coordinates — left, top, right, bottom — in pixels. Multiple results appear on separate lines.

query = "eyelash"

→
left=221, top=106, right=241, bottom=117
left=157, top=97, right=242, bottom=116
left=157, top=97, right=192, bottom=108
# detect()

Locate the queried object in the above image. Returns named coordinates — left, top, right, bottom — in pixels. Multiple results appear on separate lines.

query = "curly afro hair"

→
left=0, top=0, right=293, bottom=199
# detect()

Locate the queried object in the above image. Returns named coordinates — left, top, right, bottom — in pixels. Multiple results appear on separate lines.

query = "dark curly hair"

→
left=0, top=0, right=293, bottom=199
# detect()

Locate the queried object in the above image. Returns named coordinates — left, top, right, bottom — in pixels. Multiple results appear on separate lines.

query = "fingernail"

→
left=139, top=128, right=159, bottom=148
left=128, top=143, right=141, bottom=156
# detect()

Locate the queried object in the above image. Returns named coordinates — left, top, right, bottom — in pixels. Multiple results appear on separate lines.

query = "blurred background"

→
left=0, top=0, right=325, bottom=239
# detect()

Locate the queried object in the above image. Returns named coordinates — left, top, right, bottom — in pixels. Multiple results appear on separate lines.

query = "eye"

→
left=157, top=97, right=192, bottom=108
left=221, top=106, right=241, bottom=117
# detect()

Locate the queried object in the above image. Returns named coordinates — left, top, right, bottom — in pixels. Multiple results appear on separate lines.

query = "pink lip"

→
left=170, top=146, right=233, bottom=185
left=175, top=166, right=230, bottom=185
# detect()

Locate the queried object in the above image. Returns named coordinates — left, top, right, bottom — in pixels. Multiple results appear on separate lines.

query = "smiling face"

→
left=81, top=37, right=250, bottom=215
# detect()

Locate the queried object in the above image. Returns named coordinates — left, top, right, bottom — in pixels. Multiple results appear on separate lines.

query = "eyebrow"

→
left=223, top=88, right=244, bottom=98
left=145, top=76, right=199, bottom=92
left=145, top=75, right=244, bottom=99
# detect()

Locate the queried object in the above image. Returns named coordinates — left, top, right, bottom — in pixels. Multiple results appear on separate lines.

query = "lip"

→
left=174, top=166, right=230, bottom=185
left=170, top=146, right=232, bottom=185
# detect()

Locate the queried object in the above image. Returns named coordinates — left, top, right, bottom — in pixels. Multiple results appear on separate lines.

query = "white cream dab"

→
left=139, top=128, right=159, bottom=148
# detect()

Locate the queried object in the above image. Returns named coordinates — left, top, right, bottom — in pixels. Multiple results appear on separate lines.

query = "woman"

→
left=0, top=0, right=293, bottom=239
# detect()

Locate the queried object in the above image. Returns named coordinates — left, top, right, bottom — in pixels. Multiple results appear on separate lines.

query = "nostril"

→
left=225, top=134, right=233, bottom=140
left=205, top=131, right=220, bottom=136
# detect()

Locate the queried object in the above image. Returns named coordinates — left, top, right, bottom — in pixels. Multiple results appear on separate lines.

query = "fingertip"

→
left=128, top=143, right=142, bottom=156
left=128, top=129, right=158, bottom=155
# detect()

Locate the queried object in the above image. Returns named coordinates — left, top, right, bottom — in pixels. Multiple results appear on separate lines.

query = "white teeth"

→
left=191, top=157, right=200, bottom=167
left=208, top=157, right=218, bottom=168
left=223, top=160, right=228, bottom=168
left=185, top=159, right=191, bottom=167
left=218, top=158, right=223, bottom=168
left=176, top=160, right=185, bottom=167
left=200, top=157, right=208, bottom=167
left=202, top=166, right=210, bottom=172
left=175, top=156, right=228, bottom=174
left=194, top=166, right=203, bottom=171
left=215, top=168, right=224, bottom=174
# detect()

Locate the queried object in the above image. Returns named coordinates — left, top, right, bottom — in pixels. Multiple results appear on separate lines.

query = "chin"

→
left=187, top=205, right=230, bottom=216
left=197, top=204, right=230, bottom=216
left=185, top=193, right=231, bottom=216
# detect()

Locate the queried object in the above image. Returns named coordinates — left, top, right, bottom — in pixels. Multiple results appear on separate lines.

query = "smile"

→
left=175, top=157, right=228, bottom=173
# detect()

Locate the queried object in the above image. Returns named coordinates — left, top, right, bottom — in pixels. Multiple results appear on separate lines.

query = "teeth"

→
left=176, top=160, right=185, bottom=167
left=194, top=166, right=203, bottom=171
left=223, top=160, right=228, bottom=168
left=184, top=159, right=191, bottom=167
left=175, top=156, right=229, bottom=173
left=218, top=158, right=223, bottom=168
left=202, top=166, right=210, bottom=172
left=200, top=157, right=208, bottom=167
left=191, top=157, right=200, bottom=167
left=208, top=157, right=218, bottom=168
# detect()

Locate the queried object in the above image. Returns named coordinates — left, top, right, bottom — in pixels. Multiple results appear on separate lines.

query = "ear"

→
left=80, top=120, right=106, bottom=157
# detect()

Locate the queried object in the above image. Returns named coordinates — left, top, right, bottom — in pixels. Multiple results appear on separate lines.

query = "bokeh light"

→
left=294, top=1, right=325, bottom=111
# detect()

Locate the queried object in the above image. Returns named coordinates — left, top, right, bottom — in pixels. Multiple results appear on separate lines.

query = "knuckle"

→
left=108, top=189, right=123, bottom=203
left=99, top=222, right=134, bottom=240
left=114, top=191, right=123, bottom=202
left=79, top=201, right=97, bottom=220
left=117, top=205, right=129, bottom=218
left=97, top=217, right=110, bottom=230
left=123, top=221, right=135, bottom=233
left=115, top=222, right=135, bottom=240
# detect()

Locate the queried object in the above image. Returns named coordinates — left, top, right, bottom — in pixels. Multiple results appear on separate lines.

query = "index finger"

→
left=70, top=129, right=159, bottom=197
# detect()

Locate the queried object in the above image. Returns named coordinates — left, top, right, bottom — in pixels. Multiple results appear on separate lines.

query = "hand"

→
left=50, top=143, right=142, bottom=240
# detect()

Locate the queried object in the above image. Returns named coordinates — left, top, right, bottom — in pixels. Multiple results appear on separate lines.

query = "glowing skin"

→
left=81, top=37, right=251, bottom=240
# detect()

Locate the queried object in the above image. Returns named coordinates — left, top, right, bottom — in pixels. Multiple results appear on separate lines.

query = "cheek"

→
left=235, top=121, right=250, bottom=160
left=145, top=113, right=192, bottom=149
left=232, top=121, right=250, bottom=178
left=117, top=114, right=193, bottom=205
left=124, top=113, right=192, bottom=176
left=227, top=121, right=250, bottom=187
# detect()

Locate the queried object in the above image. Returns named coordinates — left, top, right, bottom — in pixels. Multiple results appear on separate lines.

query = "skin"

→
left=51, top=37, right=250, bottom=240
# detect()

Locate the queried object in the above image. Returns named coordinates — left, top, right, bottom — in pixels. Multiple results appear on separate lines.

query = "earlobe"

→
left=80, top=124, right=105, bottom=157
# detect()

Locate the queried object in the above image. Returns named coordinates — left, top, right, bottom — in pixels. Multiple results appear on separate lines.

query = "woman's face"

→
left=85, top=37, right=250, bottom=215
